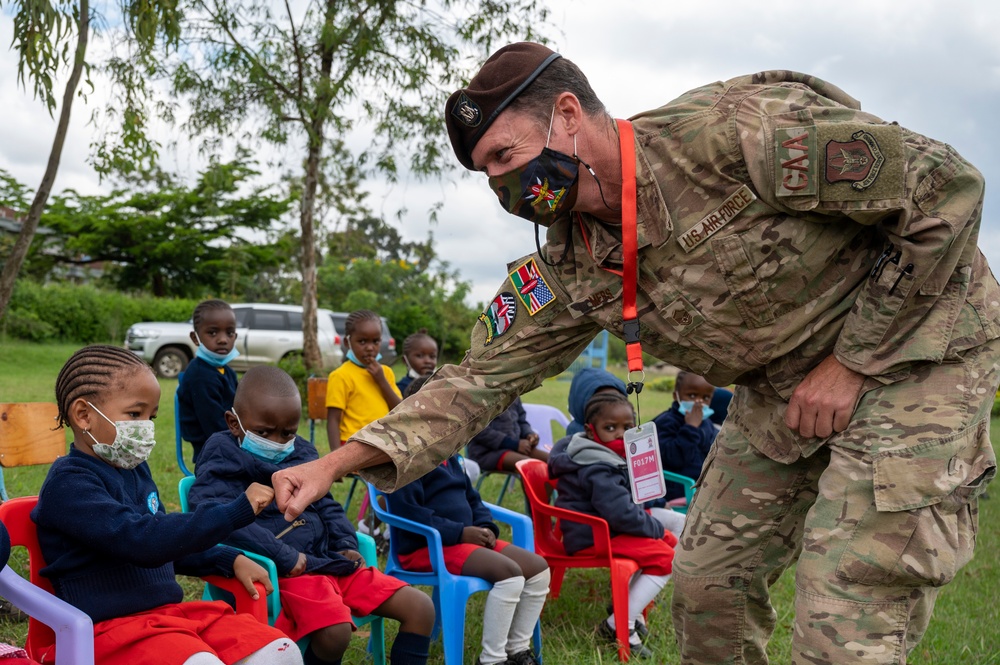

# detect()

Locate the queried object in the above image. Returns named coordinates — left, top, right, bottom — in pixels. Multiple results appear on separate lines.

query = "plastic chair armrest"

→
left=485, top=502, right=535, bottom=551
left=356, top=531, right=377, bottom=566
left=202, top=576, right=268, bottom=624
left=0, top=566, right=94, bottom=665
left=663, top=470, right=696, bottom=502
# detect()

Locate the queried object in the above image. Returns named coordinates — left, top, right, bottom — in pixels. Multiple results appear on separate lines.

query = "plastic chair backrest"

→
left=0, top=403, right=65, bottom=469
left=306, top=377, right=328, bottom=421
left=174, top=372, right=193, bottom=477
left=521, top=403, right=569, bottom=452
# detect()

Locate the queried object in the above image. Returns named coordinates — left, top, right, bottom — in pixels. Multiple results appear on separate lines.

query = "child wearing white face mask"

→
left=177, top=298, right=240, bottom=464
left=191, top=366, right=435, bottom=665
left=33, top=345, right=299, bottom=665
left=324, top=309, right=401, bottom=450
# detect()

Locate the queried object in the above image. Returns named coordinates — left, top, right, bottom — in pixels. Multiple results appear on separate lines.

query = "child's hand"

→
left=337, top=549, right=365, bottom=567
left=288, top=552, right=308, bottom=577
left=461, top=526, right=494, bottom=547
left=526, top=433, right=540, bottom=448
left=684, top=402, right=705, bottom=427
left=233, top=554, right=273, bottom=600
left=244, top=482, right=275, bottom=515
left=517, top=439, right=534, bottom=455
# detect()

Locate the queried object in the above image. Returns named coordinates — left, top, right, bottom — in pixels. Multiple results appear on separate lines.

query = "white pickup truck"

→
left=125, top=303, right=344, bottom=378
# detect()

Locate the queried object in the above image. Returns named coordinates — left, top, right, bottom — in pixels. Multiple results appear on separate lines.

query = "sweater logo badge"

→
left=509, top=258, right=556, bottom=316
left=774, top=126, right=817, bottom=197
left=479, top=292, right=517, bottom=345
left=147, top=491, right=159, bottom=514
left=825, top=130, right=884, bottom=190
left=677, top=184, right=757, bottom=253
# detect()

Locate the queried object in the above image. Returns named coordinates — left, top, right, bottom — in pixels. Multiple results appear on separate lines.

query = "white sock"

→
left=649, top=506, right=686, bottom=538
left=234, top=638, right=303, bottom=665
left=480, top=576, right=525, bottom=664
left=183, top=654, right=224, bottom=665
left=506, top=569, right=550, bottom=655
left=627, top=573, right=669, bottom=628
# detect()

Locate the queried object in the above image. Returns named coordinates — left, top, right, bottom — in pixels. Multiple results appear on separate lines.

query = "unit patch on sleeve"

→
left=774, top=126, right=817, bottom=197
left=678, top=184, right=757, bottom=253
left=817, top=123, right=903, bottom=202
left=509, top=258, right=557, bottom=316
left=478, top=292, right=517, bottom=346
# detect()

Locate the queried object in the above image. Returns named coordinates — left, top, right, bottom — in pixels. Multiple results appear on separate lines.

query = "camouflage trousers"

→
left=671, top=339, right=1000, bottom=665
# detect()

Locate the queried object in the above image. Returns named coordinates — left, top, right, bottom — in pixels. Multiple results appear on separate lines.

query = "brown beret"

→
left=446, top=42, right=562, bottom=171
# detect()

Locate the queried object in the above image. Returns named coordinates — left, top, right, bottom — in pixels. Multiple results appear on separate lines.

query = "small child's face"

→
left=590, top=402, right=635, bottom=443
left=226, top=392, right=301, bottom=444
left=674, top=375, right=715, bottom=406
left=348, top=319, right=382, bottom=365
left=405, top=338, right=438, bottom=375
left=71, top=369, right=160, bottom=457
left=191, top=308, right=238, bottom=354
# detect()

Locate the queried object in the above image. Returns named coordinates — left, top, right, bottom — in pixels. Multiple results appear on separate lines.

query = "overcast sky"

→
left=2, top=0, right=999, bottom=306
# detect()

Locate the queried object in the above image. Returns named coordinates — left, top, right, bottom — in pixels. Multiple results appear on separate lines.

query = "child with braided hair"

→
left=325, top=309, right=401, bottom=450
left=547, top=391, right=679, bottom=658
left=32, top=344, right=301, bottom=665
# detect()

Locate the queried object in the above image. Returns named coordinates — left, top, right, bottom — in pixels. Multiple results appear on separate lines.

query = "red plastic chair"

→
left=515, top=459, right=641, bottom=662
left=0, top=496, right=267, bottom=664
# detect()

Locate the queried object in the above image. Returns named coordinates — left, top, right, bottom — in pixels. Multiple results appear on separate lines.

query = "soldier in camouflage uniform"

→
left=273, top=43, right=1000, bottom=664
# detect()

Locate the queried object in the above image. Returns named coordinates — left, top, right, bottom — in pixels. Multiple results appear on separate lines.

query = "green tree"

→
left=41, top=159, right=294, bottom=297
left=146, top=0, right=550, bottom=370
left=0, top=0, right=181, bottom=319
left=318, top=257, right=477, bottom=360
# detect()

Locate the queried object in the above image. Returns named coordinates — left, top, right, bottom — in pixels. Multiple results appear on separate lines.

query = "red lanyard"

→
left=616, top=119, right=644, bottom=383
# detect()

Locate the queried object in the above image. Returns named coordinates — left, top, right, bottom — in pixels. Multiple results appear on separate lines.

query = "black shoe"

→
left=0, top=597, right=28, bottom=622
left=606, top=602, right=648, bottom=639
left=506, top=649, right=540, bottom=665
left=596, top=619, right=652, bottom=659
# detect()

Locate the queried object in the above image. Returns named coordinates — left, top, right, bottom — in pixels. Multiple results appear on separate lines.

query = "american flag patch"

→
left=509, top=258, right=556, bottom=316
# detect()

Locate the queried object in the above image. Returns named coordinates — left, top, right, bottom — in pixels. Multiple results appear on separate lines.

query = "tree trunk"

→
left=0, top=0, right=90, bottom=319
left=300, top=134, right=322, bottom=372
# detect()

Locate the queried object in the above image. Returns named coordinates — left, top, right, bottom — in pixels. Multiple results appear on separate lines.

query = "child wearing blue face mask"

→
left=177, top=299, right=240, bottom=464
left=324, top=309, right=401, bottom=450
left=651, top=371, right=719, bottom=502
left=191, top=366, right=434, bottom=665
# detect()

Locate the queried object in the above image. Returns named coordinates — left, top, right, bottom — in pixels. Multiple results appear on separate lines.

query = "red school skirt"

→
left=91, top=600, right=287, bottom=665
left=397, top=539, right=511, bottom=576
left=274, top=567, right=407, bottom=642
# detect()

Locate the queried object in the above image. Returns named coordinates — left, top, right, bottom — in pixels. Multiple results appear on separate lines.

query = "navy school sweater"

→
left=386, top=456, right=499, bottom=556
left=651, top=403, right=717, bottom=500
left=465, top=397, right=534, bottom=469
left=31, top=446, right=256, bottom=623
left=177, top=357, right=238, bottom=458
left=189, top=431, right=359, bottom=578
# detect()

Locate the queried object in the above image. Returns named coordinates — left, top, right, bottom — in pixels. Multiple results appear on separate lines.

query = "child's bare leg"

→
left=307, top=622, right=352, bottom=664
left=372, top=586, right=435, bottom=636
left=463, top=548, right=526, bottom=664
left=499, top=451, right=530, bottom=472
left=529, top=448, right=550, bottom=463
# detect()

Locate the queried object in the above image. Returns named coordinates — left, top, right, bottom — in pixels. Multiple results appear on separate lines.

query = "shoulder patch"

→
left=509, top=258, right=556, bottom=316
left=677, top=184, right=757, bottom=253
left=774, top=126, right=818, bottom=197
left=817, top=123, right=903, bottom=202
left=478, top=292, right=517, bottom=345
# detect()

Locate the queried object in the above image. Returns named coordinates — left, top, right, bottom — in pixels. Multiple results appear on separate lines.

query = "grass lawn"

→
left=0, top=340, right=998, bottom=663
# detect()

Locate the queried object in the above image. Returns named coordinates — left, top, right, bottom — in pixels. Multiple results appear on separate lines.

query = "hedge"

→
left=3, top=281, right=198, bottom=344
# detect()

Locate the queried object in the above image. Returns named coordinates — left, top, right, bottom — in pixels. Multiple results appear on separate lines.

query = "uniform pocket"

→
left=712, top=235, right=775, bottom=329
left=836, top=421, right=994, bottom=587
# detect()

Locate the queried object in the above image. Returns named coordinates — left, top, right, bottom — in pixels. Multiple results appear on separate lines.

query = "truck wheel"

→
left=153, top=346, right=190, bottom=379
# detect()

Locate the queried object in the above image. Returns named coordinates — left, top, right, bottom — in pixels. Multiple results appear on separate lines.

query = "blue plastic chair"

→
left=174, top=372, right=194, bottom=477
left=663, top=470, right=696, bottom=514
left=368, top=482, right=543, bottom=665
left=178, top=476, right=386, bottom=664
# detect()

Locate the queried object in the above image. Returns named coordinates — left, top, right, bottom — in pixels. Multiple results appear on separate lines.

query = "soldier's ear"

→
left=553, top=92, right=583, bottom=136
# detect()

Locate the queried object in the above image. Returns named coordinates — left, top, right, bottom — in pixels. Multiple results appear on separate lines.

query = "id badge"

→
left=623, top=422, right=666, bottom=504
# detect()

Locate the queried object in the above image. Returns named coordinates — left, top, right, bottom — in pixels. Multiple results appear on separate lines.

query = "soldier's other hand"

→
left=785, top=354, right=866, bottom=438
left=244, top=482, right=275, bottom=515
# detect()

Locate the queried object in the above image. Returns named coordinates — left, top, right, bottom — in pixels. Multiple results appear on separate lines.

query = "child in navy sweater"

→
left=388, top=378, right=549, bottom=665
left=466, top=397, right=545, bottom=472
left=190, top=366, right=434, bottom=665
left=651, top=371, right=718, bottom=501
left=548, top=392, right=679, bottom=658
left=33, top=345, right=298, bottom=665
left=177, top=299, right=240, bottom=464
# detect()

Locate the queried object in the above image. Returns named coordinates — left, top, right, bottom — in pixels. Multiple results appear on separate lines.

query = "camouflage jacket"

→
left=358, top=71, right=1000, bottom=490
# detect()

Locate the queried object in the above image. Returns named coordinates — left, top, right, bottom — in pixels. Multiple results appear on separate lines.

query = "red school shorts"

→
left=397, top=539, right=511, bottom=576
left=575, top=533, right=675, bottom=576
left=91, top=600, right=287, bottom=665
left=274, top=567, right=408, bottom=642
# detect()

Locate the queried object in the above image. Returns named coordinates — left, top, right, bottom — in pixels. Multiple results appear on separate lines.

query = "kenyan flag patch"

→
left=509, top=258, right=556, bottom=316
left=479, top=292, right=517, bottom=345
